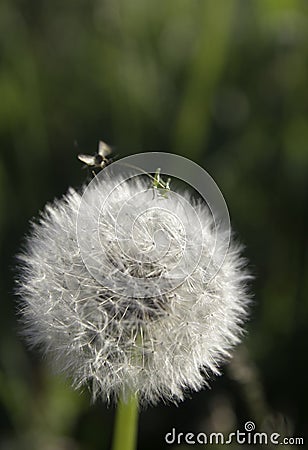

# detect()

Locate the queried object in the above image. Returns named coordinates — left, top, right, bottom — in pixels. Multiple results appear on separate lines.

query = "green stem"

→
left=111, top=392, right=139, bottom=450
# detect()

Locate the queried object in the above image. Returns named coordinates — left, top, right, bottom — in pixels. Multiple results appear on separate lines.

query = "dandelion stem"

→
left=111, top=392, right=139, bottom=450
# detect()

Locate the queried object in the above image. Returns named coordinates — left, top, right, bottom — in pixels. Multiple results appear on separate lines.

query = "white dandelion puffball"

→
left=17, top=160, right=250, bottom=405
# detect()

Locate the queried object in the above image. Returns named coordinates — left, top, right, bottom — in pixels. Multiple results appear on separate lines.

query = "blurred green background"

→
left=0, top=0, right=307, bottom=449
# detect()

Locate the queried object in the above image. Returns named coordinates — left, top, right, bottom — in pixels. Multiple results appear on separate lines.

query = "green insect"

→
left=116, top=162, right=172, bottom=198
left=151, top=168, right=171, bottom=198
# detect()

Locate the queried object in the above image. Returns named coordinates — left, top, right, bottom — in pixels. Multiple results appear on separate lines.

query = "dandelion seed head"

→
left=16, top=160, right=251, bottom=406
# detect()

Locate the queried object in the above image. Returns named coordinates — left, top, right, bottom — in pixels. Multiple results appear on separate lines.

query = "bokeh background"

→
left=0, top=0, right=307, bottom=449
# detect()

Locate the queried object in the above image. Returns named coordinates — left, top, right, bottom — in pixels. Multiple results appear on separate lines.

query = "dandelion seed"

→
left=16, top=164, right=251, bottom=406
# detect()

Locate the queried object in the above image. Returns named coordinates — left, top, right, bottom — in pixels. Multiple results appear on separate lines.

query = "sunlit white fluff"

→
left=16, top=171, right=250, bottom=405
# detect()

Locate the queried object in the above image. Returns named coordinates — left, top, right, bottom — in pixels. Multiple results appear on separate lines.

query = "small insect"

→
left=152, top=168, right=171, bottom=198
left=78, top=140, right=113, bottom=171
left=117, top=162, right=172, bottom=199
